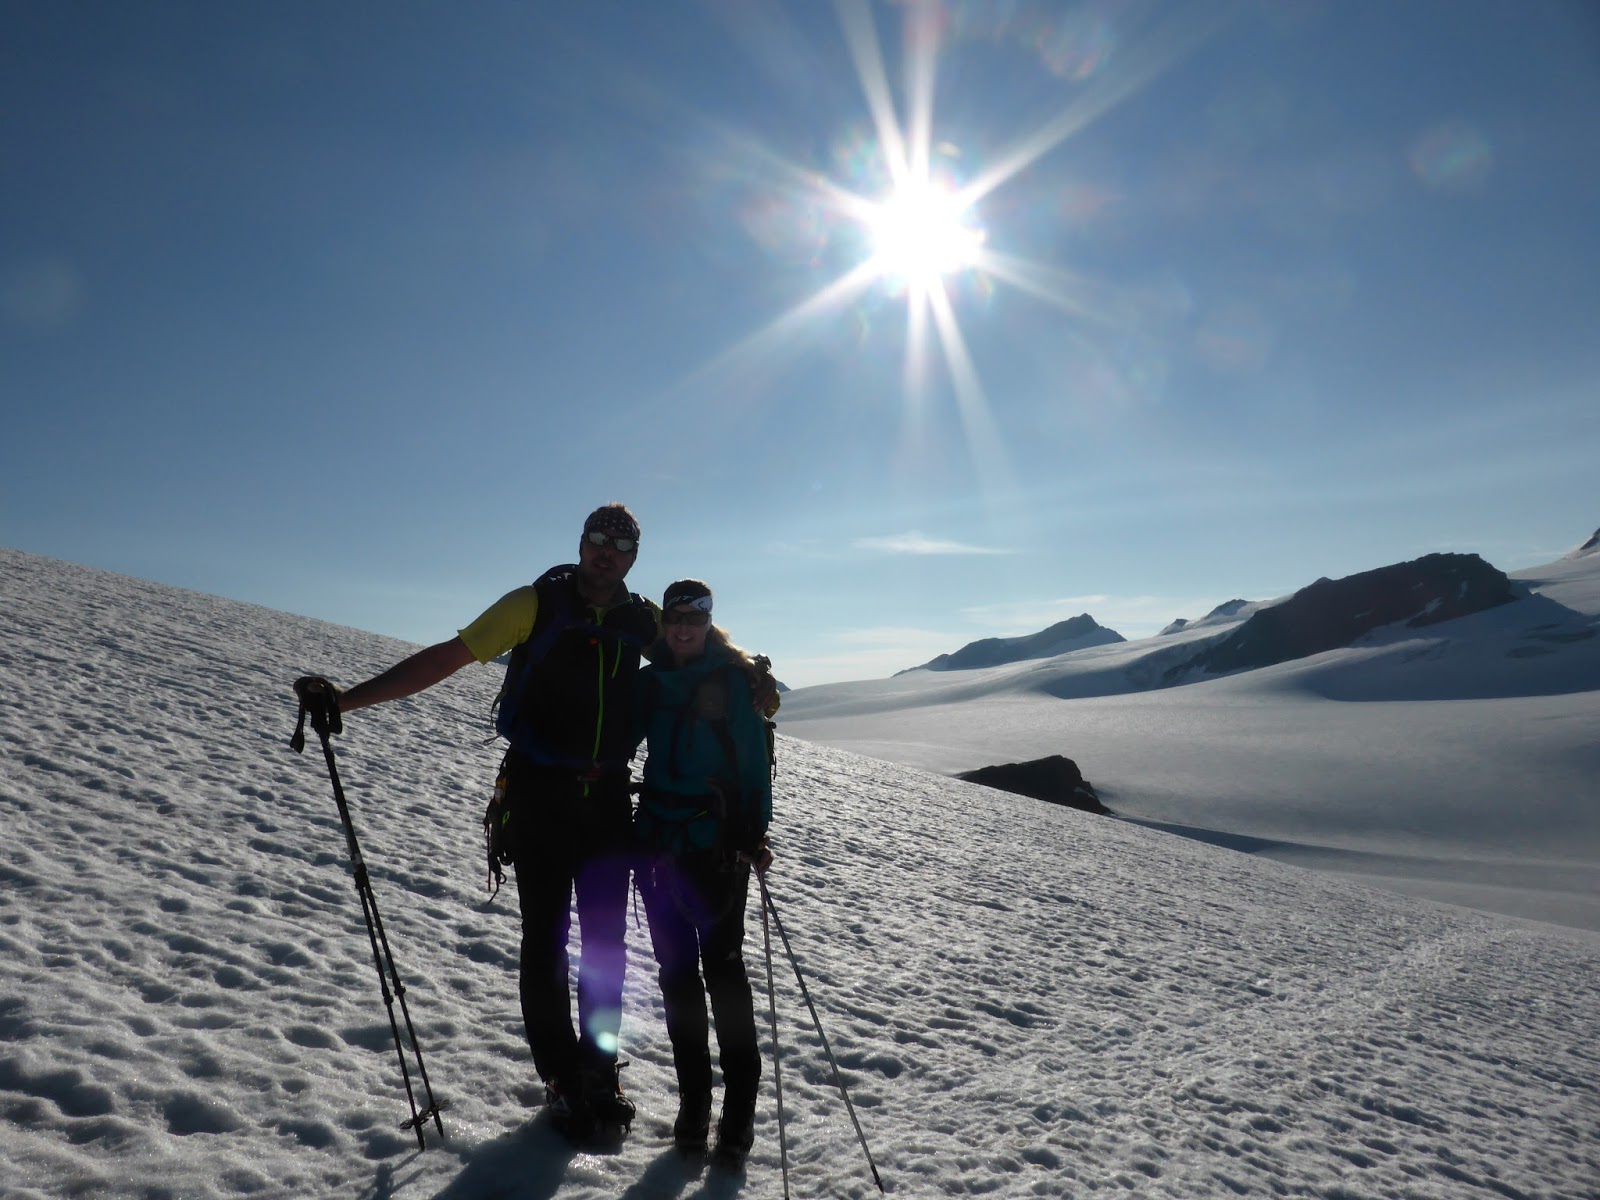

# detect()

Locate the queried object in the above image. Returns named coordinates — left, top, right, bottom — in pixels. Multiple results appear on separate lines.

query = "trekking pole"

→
left=756, top=873, right=885, bottom=1194
left=290, top=691, right=445, bottom=1149
left=758, top=873, right=792, bottom=1200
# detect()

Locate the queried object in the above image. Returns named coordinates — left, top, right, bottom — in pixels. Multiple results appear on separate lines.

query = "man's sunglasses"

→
left=662, top=609, right=711, bottom=627
left=584, top=529, right=638, bottom=554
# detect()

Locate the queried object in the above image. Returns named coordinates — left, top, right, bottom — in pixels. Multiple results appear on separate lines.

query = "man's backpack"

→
left=481, top=564, right=654, bottom=896
left=490, top=565, right=656, bottom=766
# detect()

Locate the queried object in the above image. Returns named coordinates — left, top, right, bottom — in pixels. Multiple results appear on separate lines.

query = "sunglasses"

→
left=662, top=609, right=711, bottom=627
left=584, top=529, right=638, bottom=554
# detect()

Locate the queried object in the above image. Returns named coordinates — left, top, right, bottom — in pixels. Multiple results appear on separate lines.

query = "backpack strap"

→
left=694, top=665, right=759, bottom=847
left=490, top=568, right=575, bottom=728
left=493, top=569, right=653, bottom=765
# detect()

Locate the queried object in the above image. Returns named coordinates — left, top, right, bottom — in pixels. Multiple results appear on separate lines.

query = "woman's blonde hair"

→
left=707, top=624, right=755, bottom=669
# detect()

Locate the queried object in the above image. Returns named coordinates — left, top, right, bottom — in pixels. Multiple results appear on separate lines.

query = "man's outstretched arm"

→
left=334, top=636, right=477, bottom=714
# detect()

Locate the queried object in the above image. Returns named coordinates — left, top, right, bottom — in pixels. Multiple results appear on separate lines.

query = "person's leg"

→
left=570, top=782, right=636, bottom=1122
left=572, top=849, right=630, bottom=1067
left=641, top=855, right=715, bottom=1134
left=696, top=861, right=760, bottom=1153
left=514, top=821, right=579, bottom=1089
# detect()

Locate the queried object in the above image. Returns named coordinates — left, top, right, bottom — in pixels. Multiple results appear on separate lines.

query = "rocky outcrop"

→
left=958, top=755, right=1108, bottom=814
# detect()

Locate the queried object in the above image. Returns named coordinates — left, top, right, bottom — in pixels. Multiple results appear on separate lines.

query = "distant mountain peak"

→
left=1568, top=526, right=1600, bottom=559
left=1160, top=598, right=1251, bottom=636
left=901, top=613, right=1125, bottom=674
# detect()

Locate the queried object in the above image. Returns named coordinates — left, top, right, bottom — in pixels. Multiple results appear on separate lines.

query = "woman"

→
left=631, top=579, right=774, bottom=1164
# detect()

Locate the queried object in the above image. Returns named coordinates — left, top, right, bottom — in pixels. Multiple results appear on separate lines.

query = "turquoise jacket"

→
left=630, top=643, right=773, bottom=855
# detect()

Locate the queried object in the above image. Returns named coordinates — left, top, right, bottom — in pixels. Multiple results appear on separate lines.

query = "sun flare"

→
left=686, top=0, right=1220, bottom=498
left=867, top=178, right=986, bottom=285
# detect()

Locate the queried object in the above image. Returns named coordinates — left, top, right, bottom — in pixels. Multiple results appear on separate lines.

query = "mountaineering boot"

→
left=585, top=1061, right=636, bottom=1133
left=673, top=1091, right=713, bottom=1155
left=710, top=1095, right=755, bottom=1169
left=544, top=1075, right=595, bottom=1143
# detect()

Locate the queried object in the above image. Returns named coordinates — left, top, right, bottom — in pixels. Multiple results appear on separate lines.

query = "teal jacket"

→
left=630, top=644, right=773, bottom=855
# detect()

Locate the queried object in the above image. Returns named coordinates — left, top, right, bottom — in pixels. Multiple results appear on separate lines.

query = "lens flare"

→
left=1410, top=121, right=1494, bottom=191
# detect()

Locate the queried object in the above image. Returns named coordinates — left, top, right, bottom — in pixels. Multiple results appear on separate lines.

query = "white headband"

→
left=664, top=593, right=713, bottom=613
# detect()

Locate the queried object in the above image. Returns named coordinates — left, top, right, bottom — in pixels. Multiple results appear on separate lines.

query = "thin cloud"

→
left=854, top=530, right=1014, bottom=556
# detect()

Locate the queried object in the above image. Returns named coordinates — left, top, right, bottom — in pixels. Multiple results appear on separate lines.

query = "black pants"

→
left=508, top=758, right=632, bottom=1087
left=639, top=851, right=761, bottom=1114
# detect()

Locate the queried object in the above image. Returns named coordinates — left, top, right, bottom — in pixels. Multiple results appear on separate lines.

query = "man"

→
left=295, top=502, right=658, bottom=1139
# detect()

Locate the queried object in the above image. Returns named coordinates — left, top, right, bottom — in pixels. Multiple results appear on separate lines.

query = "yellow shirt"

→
left=458, top=585, right=665, bottom=663
left=458, top=587, right=541, bottom=664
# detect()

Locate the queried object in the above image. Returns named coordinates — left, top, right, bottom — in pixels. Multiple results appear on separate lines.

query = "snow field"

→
left=1, top=546, right=1596, bottom=1199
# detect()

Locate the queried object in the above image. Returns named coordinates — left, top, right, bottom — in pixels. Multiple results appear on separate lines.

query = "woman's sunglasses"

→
left=584, top=529, right=638, bottom=554
left=662, top=609, right=711, bottom=627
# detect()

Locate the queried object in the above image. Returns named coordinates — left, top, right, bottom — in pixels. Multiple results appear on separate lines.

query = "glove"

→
left=294, top=675, right=343, bottom=707
left=290, top=676, right=344, bottom=743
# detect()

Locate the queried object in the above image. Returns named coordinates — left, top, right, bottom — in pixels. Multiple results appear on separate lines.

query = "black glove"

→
left=294, top=675, right=342, bottom=706
left=290, top=676, right=343, bottom=749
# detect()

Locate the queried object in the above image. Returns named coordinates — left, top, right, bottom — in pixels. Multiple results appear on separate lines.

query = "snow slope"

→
left=2, top=546, right=1597, bottom=1200
left=780, top=548, right=1600, bottom=934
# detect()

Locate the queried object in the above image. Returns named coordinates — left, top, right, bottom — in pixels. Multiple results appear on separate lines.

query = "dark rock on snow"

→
left=958, top=755, right=1108, bottom=814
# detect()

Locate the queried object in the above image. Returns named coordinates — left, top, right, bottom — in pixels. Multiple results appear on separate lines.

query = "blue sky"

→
left=4, top=1, right=1597, bottom=688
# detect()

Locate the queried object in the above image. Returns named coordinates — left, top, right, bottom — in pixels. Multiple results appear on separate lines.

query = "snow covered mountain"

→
left=1158, top=598, right=1252, bottom=637
left=2, top=545, right=1597, bottom=1200
left=781, top=535, right=1600, bottom=933
left=1567, top=524, right=1600, bottom=558
left=898, top=613, right=1125, bottom=673
left=1167, top=552, right=1515, bottom=681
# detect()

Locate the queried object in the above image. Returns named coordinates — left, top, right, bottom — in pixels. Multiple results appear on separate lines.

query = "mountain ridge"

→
left=888, top=546, right=1564, bottom=692
left=897, top=612, right=1125, bottom=674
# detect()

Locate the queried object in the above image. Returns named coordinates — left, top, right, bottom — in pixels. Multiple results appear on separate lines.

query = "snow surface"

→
left=781, top=548, right=1600, bottom=935
left=2, top=546, right=1598, bottom=1200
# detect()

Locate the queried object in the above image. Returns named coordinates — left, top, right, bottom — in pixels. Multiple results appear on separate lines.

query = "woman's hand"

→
left=740, top=839, right=774, bottom=877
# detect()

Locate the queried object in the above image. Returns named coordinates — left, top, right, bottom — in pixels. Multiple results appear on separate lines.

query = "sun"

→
left=867, top=177, right=986, bottom=286
left=684, top=0, right=1220, bottom=494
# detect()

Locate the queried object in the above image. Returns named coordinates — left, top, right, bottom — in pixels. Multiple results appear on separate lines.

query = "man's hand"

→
left=747, top=654, right=780, bottom=717
left=294, top=676, right=343, bottom=708
left=289, top=675, right=344, bottom=748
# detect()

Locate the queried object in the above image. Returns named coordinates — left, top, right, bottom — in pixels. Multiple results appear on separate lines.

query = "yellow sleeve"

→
left=458, top=586, right=540, bottom=664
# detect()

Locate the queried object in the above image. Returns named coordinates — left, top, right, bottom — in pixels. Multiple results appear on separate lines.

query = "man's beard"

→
left=576, top=558, right=626, bottom=599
